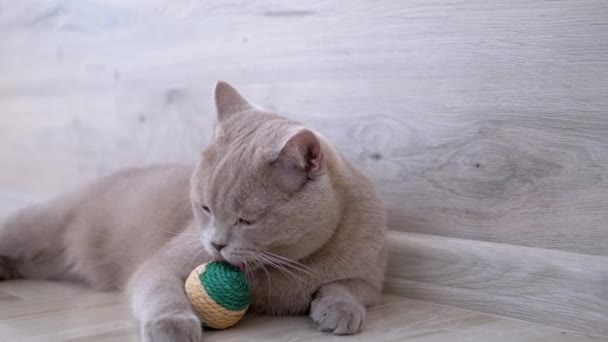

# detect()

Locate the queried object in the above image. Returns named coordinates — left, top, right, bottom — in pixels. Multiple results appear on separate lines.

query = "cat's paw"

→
left=310, top=296, right=366, bottom=335
left=142, top=311, right=202, bottom=342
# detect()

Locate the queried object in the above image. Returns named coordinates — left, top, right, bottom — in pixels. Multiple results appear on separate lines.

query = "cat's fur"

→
left=0, top=82, right=387, bottom=341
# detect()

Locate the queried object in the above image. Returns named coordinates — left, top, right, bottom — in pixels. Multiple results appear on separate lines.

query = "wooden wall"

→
left=0, top=0, right=606, bottom=336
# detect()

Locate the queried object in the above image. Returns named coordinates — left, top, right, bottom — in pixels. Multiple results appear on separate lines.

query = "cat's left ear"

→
left=214, top=81, right=252, bottom=122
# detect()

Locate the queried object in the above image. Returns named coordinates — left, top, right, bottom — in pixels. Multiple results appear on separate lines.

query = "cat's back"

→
left=65, top=164, right=196, bottom=289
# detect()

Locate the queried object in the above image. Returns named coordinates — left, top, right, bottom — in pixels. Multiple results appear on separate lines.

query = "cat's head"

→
left=190, top=82, right=340, bottom=267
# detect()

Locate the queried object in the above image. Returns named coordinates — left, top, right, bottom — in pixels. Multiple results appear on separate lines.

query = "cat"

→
left=0, top=81, right=388, bottom=342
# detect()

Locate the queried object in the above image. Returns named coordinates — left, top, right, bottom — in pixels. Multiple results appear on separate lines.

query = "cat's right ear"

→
left=269, top=129, right=325, bottom=192
left=214, top=81, right=252, bottom=122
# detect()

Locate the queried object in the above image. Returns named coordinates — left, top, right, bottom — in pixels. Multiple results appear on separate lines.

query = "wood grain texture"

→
left=0, top=281, right=603, bottom=342
left=384, top=231, right=608, bottom=337
left=0, top=0, right=607, bottom=254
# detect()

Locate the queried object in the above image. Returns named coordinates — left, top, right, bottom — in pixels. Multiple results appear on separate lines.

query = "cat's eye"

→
left=238, top=218, right=253, bottom=225
left=201, top=205, right=211, bottom=213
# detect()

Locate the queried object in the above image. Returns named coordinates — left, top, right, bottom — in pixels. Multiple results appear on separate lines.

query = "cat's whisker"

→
left=260, top=251, right=314, bottom=274
left=157, top=228, right=201, bottom=240
left=242, top=260, right=254, bottom=282
left=170, top=241, right=204, bottom=252
left=273, top=260, right=310, bottom=284
left=236, top=251, right=267, bottom=298
left=258, top=254, right=303, bottom=284
left=260, top=252, right=316, bottom=278
left=260, top=264, right=273, bottom=298
left=175, top=196, right=194, bottom=212
left=261, top=251, right=313, bottom=272
left=255, top=257, right=273, bottom=300
left=269, top=264, right=302, bottom=284
left=175, top=238, right=202, bottom=245
left=187, top=248, right=206, bottom=268
left=242, top=253, right=257, bottom=281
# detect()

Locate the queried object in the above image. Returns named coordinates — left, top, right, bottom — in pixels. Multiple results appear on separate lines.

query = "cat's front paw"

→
left=310, top=296, right=366, bottom=335
left=142, top=311, right=202, bottom=342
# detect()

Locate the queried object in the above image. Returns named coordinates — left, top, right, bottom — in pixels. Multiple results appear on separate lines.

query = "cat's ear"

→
left=214, top=81, right=252, bottom=122
left=270, top=129, right=325, bottom=191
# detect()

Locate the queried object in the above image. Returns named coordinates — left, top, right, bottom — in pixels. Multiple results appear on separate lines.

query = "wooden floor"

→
left=0, top=281, right=603, bottom=342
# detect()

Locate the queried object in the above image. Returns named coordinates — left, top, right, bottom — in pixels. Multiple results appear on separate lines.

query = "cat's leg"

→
left=128, top=224, right=209, bottom=342
left=0, top=199, right=74, bottom=281
left=0, top=208, right=29, bottom=280
left=309, top=279, right=381, bottom=335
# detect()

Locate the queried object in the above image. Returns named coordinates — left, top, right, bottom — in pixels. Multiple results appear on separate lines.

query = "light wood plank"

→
left=384, top=231, right=608, bottom=337
left=0, top=281, right=603, bottom=342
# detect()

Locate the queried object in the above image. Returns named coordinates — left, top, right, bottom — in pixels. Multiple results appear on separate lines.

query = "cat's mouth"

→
left=213, top=256, right=245, bottom=271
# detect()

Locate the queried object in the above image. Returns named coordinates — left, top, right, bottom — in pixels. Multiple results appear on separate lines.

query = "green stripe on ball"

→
left=199, top=261, right=250, bottom=311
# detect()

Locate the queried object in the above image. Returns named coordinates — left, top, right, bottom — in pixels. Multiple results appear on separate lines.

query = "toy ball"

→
left=184, top=261, right=250, bottom=329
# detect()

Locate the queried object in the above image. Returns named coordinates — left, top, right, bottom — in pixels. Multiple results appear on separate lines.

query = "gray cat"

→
left=0, top=81, right=387, bottom=341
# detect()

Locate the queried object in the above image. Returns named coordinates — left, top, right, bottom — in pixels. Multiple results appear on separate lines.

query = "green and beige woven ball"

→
left=184, top=261, right=251, bottom=329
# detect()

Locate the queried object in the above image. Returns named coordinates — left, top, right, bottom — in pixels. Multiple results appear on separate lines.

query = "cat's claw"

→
left=142, top=311, right=202, bottom=342
left=310, top=296, right=366, bottom=335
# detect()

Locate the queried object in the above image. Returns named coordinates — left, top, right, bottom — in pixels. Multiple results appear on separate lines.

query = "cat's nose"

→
left=211, top=242, right=227, bottom=252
